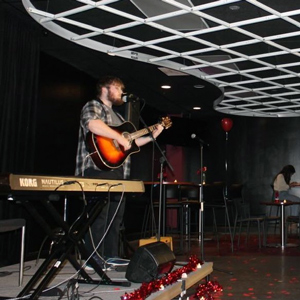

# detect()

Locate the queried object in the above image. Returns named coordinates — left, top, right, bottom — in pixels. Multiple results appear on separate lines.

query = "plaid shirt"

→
left=75, top=99, right=131, bottom=179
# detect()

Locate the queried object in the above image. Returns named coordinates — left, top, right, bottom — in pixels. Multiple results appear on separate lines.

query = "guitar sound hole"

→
left=122, top=132, right=131, bottom=143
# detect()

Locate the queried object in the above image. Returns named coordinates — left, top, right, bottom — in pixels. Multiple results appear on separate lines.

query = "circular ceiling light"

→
left=229, top=5, right=240, bottom=10
left=194, top=84, right=205, bottom=89
left=193, top=107, right=201, bottom=110
left=161, top=85, right=171, bottom=89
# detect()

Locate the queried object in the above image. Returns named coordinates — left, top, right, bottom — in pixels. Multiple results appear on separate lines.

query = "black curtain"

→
left=0, top=4, right=40, bottom=265
left=0, top=4, right=40, bottom=174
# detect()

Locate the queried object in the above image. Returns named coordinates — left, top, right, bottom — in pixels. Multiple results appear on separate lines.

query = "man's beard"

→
left=108, top=91, right=123, bottom=106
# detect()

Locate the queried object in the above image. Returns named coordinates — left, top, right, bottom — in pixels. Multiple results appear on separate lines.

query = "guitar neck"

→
left=130, top=124, right=158, bottom=140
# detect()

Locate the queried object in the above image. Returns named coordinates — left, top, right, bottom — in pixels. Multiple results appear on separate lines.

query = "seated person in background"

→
left=273, top=165, right=300, bottom=215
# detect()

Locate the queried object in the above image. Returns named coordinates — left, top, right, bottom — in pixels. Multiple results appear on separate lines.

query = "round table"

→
left=260, top=200, right=300, bottom=249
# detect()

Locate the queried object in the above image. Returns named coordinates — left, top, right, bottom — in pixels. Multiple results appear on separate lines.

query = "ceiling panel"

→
left=19, top=0, right=300, bottom=117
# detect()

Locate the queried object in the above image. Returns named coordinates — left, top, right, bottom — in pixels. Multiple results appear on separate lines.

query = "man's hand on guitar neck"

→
left=136, top=124, right=164, bottom=147
left=152, top=124, right=164, bottom=139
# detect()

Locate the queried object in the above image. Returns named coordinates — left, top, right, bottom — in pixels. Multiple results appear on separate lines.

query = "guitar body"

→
left=86, top=121, right=140, bottom=170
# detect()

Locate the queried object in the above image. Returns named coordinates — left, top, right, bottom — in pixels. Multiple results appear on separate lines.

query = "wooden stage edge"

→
left=148, top=262, right=213, bottom=300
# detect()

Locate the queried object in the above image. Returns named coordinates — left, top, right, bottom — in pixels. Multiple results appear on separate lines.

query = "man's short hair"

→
left=96, top=76, right=125, bottom=97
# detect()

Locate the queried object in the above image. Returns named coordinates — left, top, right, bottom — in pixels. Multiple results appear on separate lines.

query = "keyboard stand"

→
left=16, top=196, right=130, bottom=300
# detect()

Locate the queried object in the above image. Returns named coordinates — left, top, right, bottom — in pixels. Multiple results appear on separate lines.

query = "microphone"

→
left=191, top=133, right=209, bottom=146
left=122, top=93, right=140, bottom=103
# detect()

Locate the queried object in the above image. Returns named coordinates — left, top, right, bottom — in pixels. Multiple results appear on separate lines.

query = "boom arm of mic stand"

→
left=139, top=115, right=174, bottom=174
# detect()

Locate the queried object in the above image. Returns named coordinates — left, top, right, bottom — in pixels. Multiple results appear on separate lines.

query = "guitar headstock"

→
left=160, top=116, right=172, bottom=129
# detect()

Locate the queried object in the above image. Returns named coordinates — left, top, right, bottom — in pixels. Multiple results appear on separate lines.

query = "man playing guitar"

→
left=75, top=75, right=166, bottom=270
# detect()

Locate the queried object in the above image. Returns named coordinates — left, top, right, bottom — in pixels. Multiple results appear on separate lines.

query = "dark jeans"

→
left=83, top=167, right=125, bottom=258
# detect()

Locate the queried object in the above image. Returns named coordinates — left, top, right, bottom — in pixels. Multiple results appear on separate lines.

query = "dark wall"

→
left=34, top=52, right=97, bottom=175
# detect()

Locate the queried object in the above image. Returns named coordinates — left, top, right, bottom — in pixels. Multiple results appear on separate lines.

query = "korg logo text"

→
left=19, top=178, right=38, bottom=187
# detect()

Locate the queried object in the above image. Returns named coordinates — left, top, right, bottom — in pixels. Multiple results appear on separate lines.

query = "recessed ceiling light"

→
left=229, top=5, right=240, bottom=11
left=161, top=85, right=171, bottom=89
left=194, top=84, right=205, bottom=89
left=193, top=107, right=201, bottom=110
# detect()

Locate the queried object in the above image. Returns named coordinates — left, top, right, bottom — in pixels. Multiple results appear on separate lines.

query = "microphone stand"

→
left=195, top=138, right=233, bottom=277
left=197, top=140, right=205, bottom=262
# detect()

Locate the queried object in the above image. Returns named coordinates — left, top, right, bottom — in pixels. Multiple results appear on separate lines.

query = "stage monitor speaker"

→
left=125, top=241, right=176, bottom=283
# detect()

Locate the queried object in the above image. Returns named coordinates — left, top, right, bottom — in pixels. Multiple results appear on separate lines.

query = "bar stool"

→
left=0, top=219, right=26, bottom=286
left=164, top=185, right=182, bottom=234
left=232, top=199, right=265, bottom=248
left=146, top=183, right=182, bottom=236
left=285, top=206, right=300, bottom=243
left=180, top=184, right=200, bottom=251
left=261, top=186, right=280, bottom=243
left=204, top=182, right=234, bottom=252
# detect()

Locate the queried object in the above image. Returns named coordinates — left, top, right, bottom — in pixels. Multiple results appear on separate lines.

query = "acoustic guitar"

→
left=86, top=116, right=172, bottom=170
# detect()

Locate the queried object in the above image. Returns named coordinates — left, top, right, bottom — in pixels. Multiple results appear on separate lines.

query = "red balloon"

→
left=221, top=118, right=233, bottom=132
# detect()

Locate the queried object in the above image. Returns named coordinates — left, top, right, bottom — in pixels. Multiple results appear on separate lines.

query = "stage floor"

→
left=0, top=258, right=212, bottom=300
left=1, top=232, right=300, bottom=300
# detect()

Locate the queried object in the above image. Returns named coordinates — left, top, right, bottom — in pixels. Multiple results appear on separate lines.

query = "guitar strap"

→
left=113, top=109, right=125, bottom=124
